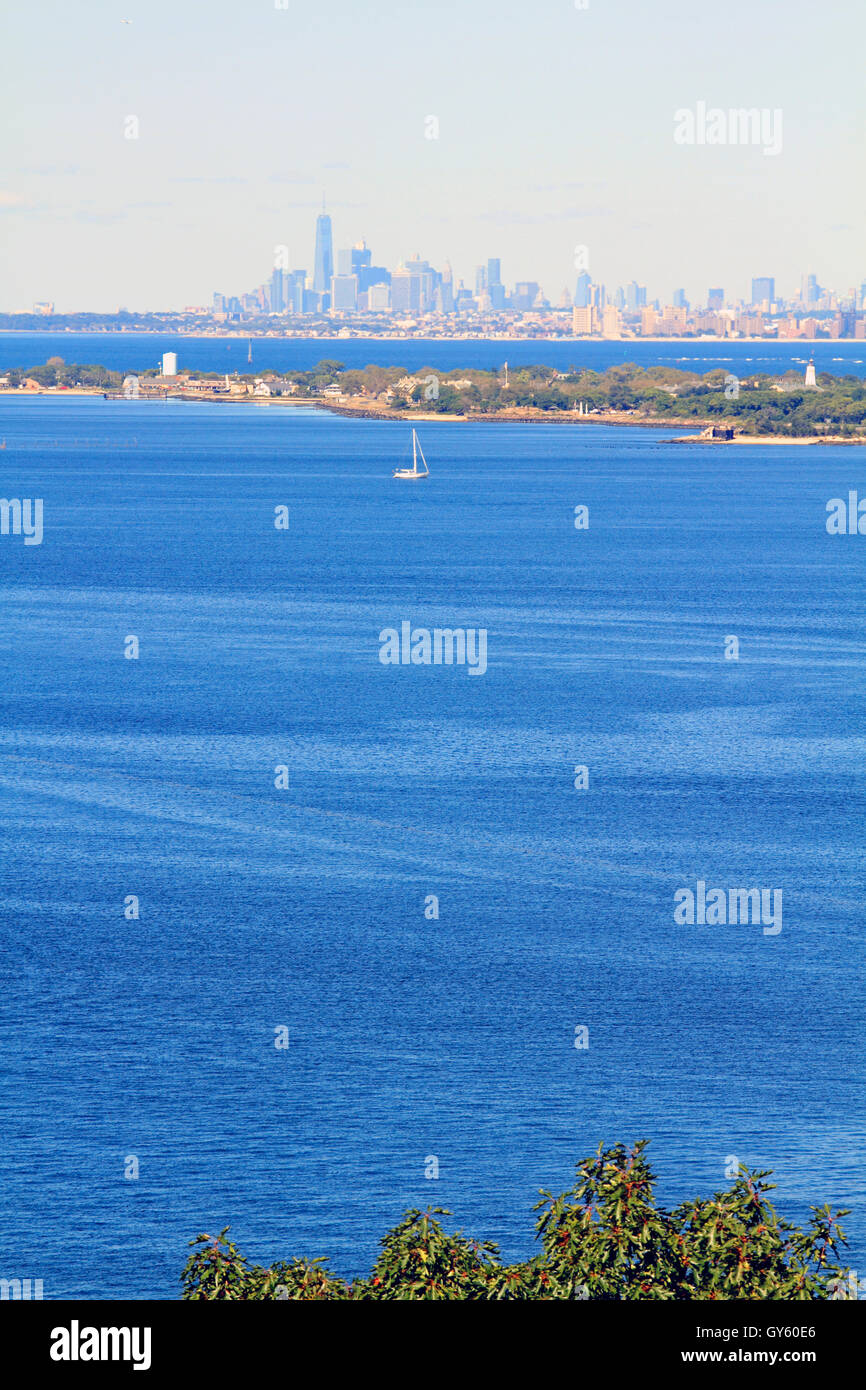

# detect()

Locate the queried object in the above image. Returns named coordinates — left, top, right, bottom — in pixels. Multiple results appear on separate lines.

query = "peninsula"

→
left=3, top=357, right=866, bottom=443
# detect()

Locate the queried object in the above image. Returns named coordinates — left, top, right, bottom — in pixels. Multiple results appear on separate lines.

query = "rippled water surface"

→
left=1, top=396, right=863, bottom=1297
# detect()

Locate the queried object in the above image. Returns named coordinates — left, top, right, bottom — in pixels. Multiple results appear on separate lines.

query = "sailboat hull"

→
left=393, top=428, right=429, bottom=478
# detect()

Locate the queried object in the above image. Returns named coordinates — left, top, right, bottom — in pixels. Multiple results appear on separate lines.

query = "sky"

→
left=1, top=0, right=864, bottom=311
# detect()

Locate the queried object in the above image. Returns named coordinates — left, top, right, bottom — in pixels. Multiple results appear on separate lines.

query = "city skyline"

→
left=2, top=0, right=864, bottom=312
left=205, top=203, right=863, bottom=327
left=8, top=193, right=865, bottom=320
left=13, top=185, right=864, bottom=321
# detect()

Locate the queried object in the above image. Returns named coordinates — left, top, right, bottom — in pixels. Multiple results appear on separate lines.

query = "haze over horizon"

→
left=2, top=0, right=864, bottom=312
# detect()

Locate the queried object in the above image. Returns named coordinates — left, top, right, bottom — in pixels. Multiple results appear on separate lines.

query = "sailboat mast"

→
left=394, top=427, right=429, bottom=479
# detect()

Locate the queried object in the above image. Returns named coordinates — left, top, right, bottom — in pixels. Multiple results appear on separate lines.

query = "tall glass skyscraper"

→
left=269, top=266, right=285, bottom=312
left=313, top=212, right=334, bottom=294
left=574, top=272, right=592, bottom=308
left=751, top=276, right=775, bottom=305
left=625, top=281, right=647, bottom=311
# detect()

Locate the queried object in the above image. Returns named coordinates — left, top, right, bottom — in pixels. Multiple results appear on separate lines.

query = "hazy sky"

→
left=2, top=0, right=864, bottom=310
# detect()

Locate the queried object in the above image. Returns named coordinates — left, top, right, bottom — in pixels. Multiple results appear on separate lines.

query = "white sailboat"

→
left=393, top=428, right=429, bottom=479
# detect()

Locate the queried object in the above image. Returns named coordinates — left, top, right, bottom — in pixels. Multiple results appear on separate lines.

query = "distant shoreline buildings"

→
left=192, top=209, right=866, bottom=342
left=12, top=209, right=866, bottom=340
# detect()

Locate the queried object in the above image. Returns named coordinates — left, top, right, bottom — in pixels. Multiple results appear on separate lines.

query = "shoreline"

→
left=1, top=329, right=861, bottom=346
left=3, top=388, right=866, bottom=444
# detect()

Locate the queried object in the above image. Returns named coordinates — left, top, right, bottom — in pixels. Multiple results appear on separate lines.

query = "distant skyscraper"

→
left=269, top=266, right=285, bottom=312
left=343, top=241, right=385, bottom=293
left=368, top=282, right=390, bottom=311
left=601, top=305, right=622, bottom=338
left=454, top=281, right=475, bottom=313
left=286, top=271, right=306, bottom=313
left=404, top=256, right=433, bottom=311
left=574, top=272, right=592, bottom=308
left=331, top=275, right=358, bottom=311
left=673, top=287, right=688, bottom=309
left=358, top=264, right=389, bottom=292
left=511, top=282, right=540, bottom=311
left=351, top=242, right=372, bottom=275
left=800, top=273, right=819, bottom=306
left=391, top=267, right=421, bottom=313
left=708, top=287, right=724, bottom=310
left=475, top=265, right=488, bottom=296
left=751, top=276, right=775, bottom=305
left=313, top=211, right=334, bottom=294
left=439, top=262, right=455, bottom=313
left=485, top=258, right=504, bottom=308
left=625, top=282, right=647, bottom=311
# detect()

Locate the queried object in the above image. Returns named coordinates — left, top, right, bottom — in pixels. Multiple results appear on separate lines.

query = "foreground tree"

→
left=181, top=1141, right=851, bottom=1300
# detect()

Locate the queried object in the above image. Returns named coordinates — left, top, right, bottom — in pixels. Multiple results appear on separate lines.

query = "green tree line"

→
left=3, top=358, right=124, bottom=389
left=390, top=362, right=866, bottom=436
left=180, top=1141, right=853, bottom=1300
left=8, top=358, right=865, bottom=435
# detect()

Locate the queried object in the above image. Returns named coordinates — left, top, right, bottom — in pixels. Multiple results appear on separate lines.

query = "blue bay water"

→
left=0, top=394, right=864, bottom=1299
left=1, top=330, right=866, bottom=379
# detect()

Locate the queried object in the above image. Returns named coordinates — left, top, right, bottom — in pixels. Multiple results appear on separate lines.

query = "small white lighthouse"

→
left=804, top=358, right=817, bottom=387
